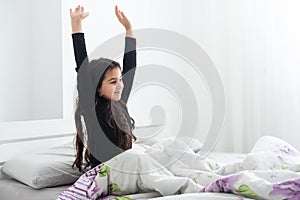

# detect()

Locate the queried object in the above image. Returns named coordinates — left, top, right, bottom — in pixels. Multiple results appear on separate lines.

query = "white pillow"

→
left=2, top=141, right=82, bottom=189
left=135, top=136, right=203, bottom=153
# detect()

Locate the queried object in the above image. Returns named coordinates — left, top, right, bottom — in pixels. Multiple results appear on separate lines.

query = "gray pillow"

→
left=2, top=141, right=82, bottom=189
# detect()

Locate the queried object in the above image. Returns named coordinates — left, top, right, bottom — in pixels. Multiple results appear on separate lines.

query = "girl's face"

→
left=97, top=67, right=124, bottom=101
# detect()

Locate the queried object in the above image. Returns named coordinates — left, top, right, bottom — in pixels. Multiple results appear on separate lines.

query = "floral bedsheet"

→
left=58, top=136, right=300, bottom=200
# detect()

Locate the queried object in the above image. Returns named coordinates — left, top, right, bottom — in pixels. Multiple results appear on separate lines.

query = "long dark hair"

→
left=72, top=58, right=136, bottom=172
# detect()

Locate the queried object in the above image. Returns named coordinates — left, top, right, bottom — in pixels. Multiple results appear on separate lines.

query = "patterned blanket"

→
left=58, top=136, right=300, bottom=200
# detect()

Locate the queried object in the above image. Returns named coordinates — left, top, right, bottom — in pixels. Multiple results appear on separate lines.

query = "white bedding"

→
left=150, top=192, right=253, bottom=200
left=58, top=136, right=300, bottom=200
left=0, top=180, right=254, bottom=200
left=0, top=152, right=246, bottom=200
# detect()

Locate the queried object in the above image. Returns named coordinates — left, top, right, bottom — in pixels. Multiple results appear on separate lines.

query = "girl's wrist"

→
left=125, top=29, right=133, bottom=37
left=71, top=20, right=83, bottom=33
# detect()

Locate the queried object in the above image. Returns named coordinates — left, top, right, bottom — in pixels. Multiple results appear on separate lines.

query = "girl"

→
left=60, top=7, right=300, bottom=200
left=70, top=5, right=137, bottom=172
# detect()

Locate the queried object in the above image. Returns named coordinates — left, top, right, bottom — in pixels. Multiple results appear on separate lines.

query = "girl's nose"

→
left=116, top=80, right=123, bottom=90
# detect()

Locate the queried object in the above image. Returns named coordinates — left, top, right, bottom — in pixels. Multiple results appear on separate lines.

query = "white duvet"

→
left=58, top=136, right=300, bottom=200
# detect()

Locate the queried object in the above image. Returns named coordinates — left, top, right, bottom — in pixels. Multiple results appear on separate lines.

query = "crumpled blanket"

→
left=58, top=136, right=300, bottom=200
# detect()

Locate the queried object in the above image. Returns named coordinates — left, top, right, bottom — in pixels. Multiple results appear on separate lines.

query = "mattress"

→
left=0, top=152, right=246, bottom=200
left=0, top=179, right=70, bottom=200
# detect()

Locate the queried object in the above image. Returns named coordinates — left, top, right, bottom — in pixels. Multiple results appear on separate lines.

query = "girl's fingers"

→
left=121, top=12, right=129, bottom=23
left=118, top=14, right=123, bottom=21
left=70, top=5, right=89, bottom=20
left=82, top=12, right=89, bottom=19
left=115, top=5, right=130, bottom=27
left=115, top=5, right=124, bottom=20
left=115, top=6, right=121, bottom=19
left=121, top=11, right=125, bottom=18
left=115, top=5, right=118, bottom=15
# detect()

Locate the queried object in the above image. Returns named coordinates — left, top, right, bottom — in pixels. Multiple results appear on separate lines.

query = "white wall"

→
left=0, top=0, right=63, bottom=122
left=0, top=0, right=72, bottom=164
left=0, top=1, right=32, bottom=121
left=182, top=0, right=300, bottom=152
left=30, top=0, right=63, bottom=120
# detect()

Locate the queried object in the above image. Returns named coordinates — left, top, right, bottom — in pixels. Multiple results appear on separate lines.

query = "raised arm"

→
left=70, top=6, right=93, bottom=114
left=115, top=5, right=137, bottom=103
left=70, top=5, right=89, bottom=71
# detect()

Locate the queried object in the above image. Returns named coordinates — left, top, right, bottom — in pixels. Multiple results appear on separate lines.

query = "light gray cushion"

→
left=2, top=141, right=82, bottom=189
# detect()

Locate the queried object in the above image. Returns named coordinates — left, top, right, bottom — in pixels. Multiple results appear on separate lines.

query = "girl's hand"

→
left=70, top=5, right=89, bottom=34
left=115, top=5, right=133, bottom=37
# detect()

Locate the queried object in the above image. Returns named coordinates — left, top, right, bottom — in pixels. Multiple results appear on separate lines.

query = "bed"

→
left=1, top=136, right=299, bottom=200
left=0, top=178, right=69, bottom=200
left=0, top=141, right=247, bottom=200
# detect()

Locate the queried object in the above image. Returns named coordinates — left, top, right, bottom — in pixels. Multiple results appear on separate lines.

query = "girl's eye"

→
left=110, top=81, right=117, bottom=84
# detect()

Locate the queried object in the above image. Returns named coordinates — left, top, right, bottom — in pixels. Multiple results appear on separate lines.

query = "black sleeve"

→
left=72, top=33, right=89, bottom=72
left=72, top=33, right=94, bottom=114
left=121, top=37, right=137, bottom=104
